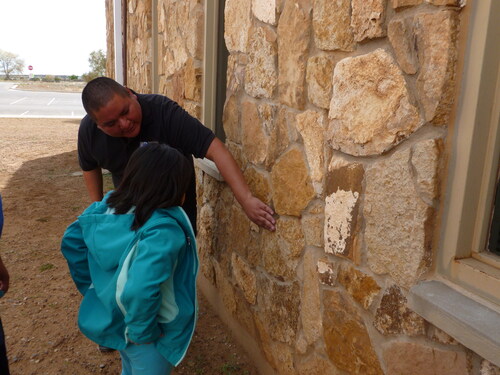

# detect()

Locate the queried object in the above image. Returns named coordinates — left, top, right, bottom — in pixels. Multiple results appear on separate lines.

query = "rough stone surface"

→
left=480, top=360, right=500, bottom=375
left=312, top=0, right=354, bottom=51
left=328, top=49, right=422, bottom=156
left=415, top=10, right=459, bottom=125
left=232, top=252, right=257, bottom=304
left=426, top=0, right=464, bottom=5
left=374, top=285, right=426, bottom=336
left=365, top=148, right=434, bottom=288
left=306, top=55, right=336, bottom=109
left=317, top=258, right=338, bottom=286
left=243, top=166, right=272, bottom=205
left=326, top=157, right=364, bottom=196
left=351, top=0, right=386, bottom=42
left=301, top=250, right=323, bottom=346
left=184, top=57, right=202, bottom=101
left=226, top=54, right=246, bottom=93
left=252, top=0, right=277, bottom=25
left=392, top=0, right=423, bottom=7
left=277, top=0, right=311, bottom=110
left=223, top=95, right=241, bottom=144
left=302, top=215, right=324, bottom=248
left=214, top=262, right=237, bottom=316
left=296, top=110, right=325, bottom=186
left=271, top=147, right=315, bottom=216
left=323, top=290, right=384, bottom=375
left=224, top=0, right=252, bottom=53
left=245, top=25, right=278, bottom=99
left=383, top=342, right=469, bottom=375
left=337, top=265, right=381, bottom=309
left=411, top=139, right=441, bottom=204
left=296, top=353, right=339, bottom=374
left=241, top=100, right=269, bottom=166
left=388, top=16, right=418, bottom=75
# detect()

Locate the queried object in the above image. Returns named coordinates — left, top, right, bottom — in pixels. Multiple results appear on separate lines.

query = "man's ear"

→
left=125, top=87, right=137, bottom=99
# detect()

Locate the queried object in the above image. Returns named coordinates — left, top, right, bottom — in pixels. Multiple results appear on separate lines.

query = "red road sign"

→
left=28, top=65, right=33, bottom=70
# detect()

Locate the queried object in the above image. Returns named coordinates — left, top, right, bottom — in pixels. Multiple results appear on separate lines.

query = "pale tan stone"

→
left=224, top=0, right=252, bottom=53
left=183, top=101, right=201, bottom=120
left=302, top=215, right=324, bottom=248
left=245, top=26, right=278, bottom=99
left=222, top=95, right=241, bottom=144
left=268, top=107, right=294, bottom=166
left=241, top=100, right=269, bottom=165
left=301, top=250, right=323, bottom=346
left=415, top=10, right=459, bottom=125
left=271, top=147, right=315, bottom=216
left=184, top=57, right=202, bottom=101
left=374, top=285, right=426, bottom=336
left=296, top=110, right=325, bottom=187
left=480, top=360, right=500, bottom=375
left=388, top=17, right=418, bottom=74
left=383, top=342, right=469, bottom=375
left=411, top=139, right=441, bottom=204
left=233, top=291, right=257, bottom=337
left=392, top=0, right=423, bottom=8
left=365, top=148, right=433, bottom=288
left=232, top=253, right=257, bottom=304
left=226, top=54, right=245, bottom=93
left=252, top=0, right=277, bottom=25
left=313, top=0, right=355, bottom=51
left=276, top=216, right=305, bottom=258
left=277, top=0, right=311, bottom=109
left=306, top=55, right=335, bottom=109
left=426, top=0, right=464, bottom=6
left=296, top=353, right=339, bottom=374
left=323, top=290, right=384, bottom=375
left=214, top=262, right=237, bottom=315
left=337, top=264, right=381, bottom=310
left=243, top=166, right=272, bottom=205
left=317, top=258, right=338, bottom=286
left=328, top=49, right=422, bottom=156
left=351, top=0, right=387, bottom=42
left=428, top=326, right=459, bottom=345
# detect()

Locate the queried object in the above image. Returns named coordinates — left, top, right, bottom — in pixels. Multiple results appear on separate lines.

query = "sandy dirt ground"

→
left=0, top=117, right=258, bottom=375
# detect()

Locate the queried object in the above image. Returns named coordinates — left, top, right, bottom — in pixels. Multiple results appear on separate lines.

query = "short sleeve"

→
left=78, top=116, right=99, bottom=171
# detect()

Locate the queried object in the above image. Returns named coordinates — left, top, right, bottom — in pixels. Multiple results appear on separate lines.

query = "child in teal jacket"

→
left=61, top=143, right=198, bottom=375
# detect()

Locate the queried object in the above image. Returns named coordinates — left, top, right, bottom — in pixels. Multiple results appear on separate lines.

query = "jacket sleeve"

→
left=60, top=220, right=92, bottom=295
left=119, top=218, right=185, bottom=344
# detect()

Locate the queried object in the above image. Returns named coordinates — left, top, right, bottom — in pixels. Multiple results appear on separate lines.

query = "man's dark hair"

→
left=81, top=76, right=130, bottom=119
left=107, top=143, right=192, bottom=230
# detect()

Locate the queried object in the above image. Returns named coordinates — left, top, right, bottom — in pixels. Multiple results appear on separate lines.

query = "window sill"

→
left=408, top=280, right=500, bottom=367
left=194, top=158, right=224, bottom=182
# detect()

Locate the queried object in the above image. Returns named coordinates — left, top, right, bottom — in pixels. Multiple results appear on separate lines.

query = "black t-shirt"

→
left=77, top=93, right=216, bottom=228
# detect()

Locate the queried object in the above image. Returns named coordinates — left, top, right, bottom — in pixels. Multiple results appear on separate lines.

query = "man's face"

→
left=93, top=90, right=142, bottom=138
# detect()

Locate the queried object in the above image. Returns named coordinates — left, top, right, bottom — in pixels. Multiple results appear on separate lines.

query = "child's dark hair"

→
left=107, top=143, right=192, bottom=230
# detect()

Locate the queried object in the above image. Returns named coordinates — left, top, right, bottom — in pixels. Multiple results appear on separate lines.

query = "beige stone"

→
left=337, top=265, right=381, bottom=309
left=426, top=0, right=464, bottom=6
left=388, top=17, right=418, bottom=75
left=271, top=147, right=315, bottom=216
left=312, top=0, right=355, bottom=51
left=268, top=107, right=294, bottom=166
left=296, top=353, right=339, bottom=374
left=226, top=54, right=245, bottom=93
left=245, top=26, right=278, bottom=99
left=277, top=0, right=311, bottom=109
left=374, top=285, right=426, bottom=336
left=224, top=0, right=252, bottom=53
left=411, top=139, right=441, bottom=204
left=233, top=291, right=257, bottom=338
left=184, top=57, right=202, bottom=101
left=306, top=55, right=335, bottom=109
left=317, top=258, right=338, bottom=286
left=392, top=0, right=423, bottom=8
left=383, top=342, right=469, bottom=375
left=415, top=10, right=459, bottom=125
left=428, top=326, right=459, bottom=345
left=323, top=290, right=384, bottom=375
left=214, top=262, right=237, bottom=316
left=296, top=110, right=325, bottom=187
left=328, top=49, right=422, bottom=156
left=302, top=215, right=324, bottom=248
left=301, top=250, right=323, bottom=346
left=222, top=95, right=241, bottom=144
left=351, top=0, right=387, bottom=42
left=241, top=100, right=269, bottom=166
left=480, top=360, right=500, bottom=375
left=243, top=166, right=272, bottom=205
left=232, top=253, right=257, bottom=304
left=365, top=148, right=433, bottom=288
left=252, top=0, right=277, bottom=25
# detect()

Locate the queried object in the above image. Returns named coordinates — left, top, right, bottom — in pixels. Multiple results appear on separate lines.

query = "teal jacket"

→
left=61, top=193, right=198, bottom=366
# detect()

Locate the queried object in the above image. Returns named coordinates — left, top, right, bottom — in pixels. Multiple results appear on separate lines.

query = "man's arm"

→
left=83, top=169, right=104, bottom=202
left=205, top=138, right=276, bottom=231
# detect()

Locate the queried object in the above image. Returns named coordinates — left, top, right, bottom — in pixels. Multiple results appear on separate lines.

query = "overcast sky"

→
left=0, top=0, right=107, bottom=76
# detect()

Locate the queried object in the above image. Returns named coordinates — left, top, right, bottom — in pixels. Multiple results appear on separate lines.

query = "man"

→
left=78, top=77, right=276, bottom=232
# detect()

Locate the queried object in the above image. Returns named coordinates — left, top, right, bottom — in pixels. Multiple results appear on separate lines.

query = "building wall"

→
left=109, top=0, right=500, bottom=374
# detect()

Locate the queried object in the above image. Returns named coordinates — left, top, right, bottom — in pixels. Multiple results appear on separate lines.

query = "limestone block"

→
left=365, top=148, right=434, bottom=288
left=253, top=0, right=277, bottom=25
left=411, top=138, right=441, bottom=204
left=232, top=253, right=257, bottom=304
left=184, top=57, right=202, bottom=101
left=245, top=26, right=278, bottom=99
left=323, top=290, right=384, bottom=375
left=233, top=291, right=257, bottom=337
left=296, top=110, right=325, bottom=186
left=243, top=166, right=272, bottom=205
left=301, top=250, right=323, bottom=347
left=428, top=326, right=459, bottom=345
left=224, top=0, right=252, bottom=53
left=302, top=215, right=324, bottom=248
left=312, top=0, right=355, bottom=51
left=257, top=275, right=300, bottom=344
left=278, top=0, right=311, bottom=110
left=183, top=102, right=201, bottom=120
left=388, top=17, right=418, bottom=74
left=415, top=10, right=459, bottom=125
left=324, top=189, right=359, bottom=258
left=374, top=285, right=426, bottom=335
left=267, top=107, right=294, bottom=165
left=326, top=157, right=364, bottom=196
left=391, top=0, right=423, bottom=8
left=383, top=342, right=469, bottom=375
left=222, top=95, right=241, bottom=144
left=351, top=0, right=387, bottom=42
left=224, top=205, right=253, bottom=256
left=271, top=147, right=315, bottom=216
left=296, top=353, right=339, bottom=374
left=242, top=100, right=270, bottom=165
left=426, top=0, right=465, bottom=6
left=306, top=55, right=335, bottom=109
left=328, top=49, right=422, bottom=156
left=317, top=258, right=338, bottom=286
left=226, top=54, right=245, bottom=93
left=481, top=360, right=500, bottom=375
left=214, top=262, right=237, bottom=315
left=337, top=264, right=381, bottom=310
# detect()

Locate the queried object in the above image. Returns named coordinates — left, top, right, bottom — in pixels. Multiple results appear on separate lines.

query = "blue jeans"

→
left=119, top=343, right=172, bottom=375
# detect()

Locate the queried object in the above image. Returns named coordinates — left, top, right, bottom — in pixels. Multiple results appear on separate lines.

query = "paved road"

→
left=0, top=82, right=85, bottom=119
